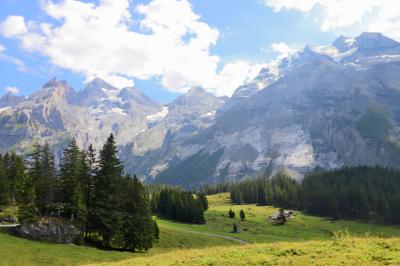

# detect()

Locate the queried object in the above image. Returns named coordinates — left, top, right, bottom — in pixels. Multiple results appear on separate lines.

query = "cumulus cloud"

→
left=0, top=15, right=28, bottom=37
left=209, top=62, right=264, bottom=96
left=260, top=42, right=299, bottom=75
left=270, top=42, right=298, bottom=59
left=264, top=0, right=400, bottom=40
left=0, top=0, right=259, bottom=96
left=5, top=86, right=19, bottom=94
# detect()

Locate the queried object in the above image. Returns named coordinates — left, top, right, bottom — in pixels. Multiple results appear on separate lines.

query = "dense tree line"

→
left=0, top=152, right=29, bottom=212
left=200, top=182, right=234, bottom=195
left=302, top=166, right=400, bottom=223
left=0, top=134, right=157, bottom=251
left=151, top=189, right=207, bottom=224
left=202, top=167, right=400, bottom=224
left=229, top=172, right=301, bottom=208
left=201, top=172, right=301, bottom=208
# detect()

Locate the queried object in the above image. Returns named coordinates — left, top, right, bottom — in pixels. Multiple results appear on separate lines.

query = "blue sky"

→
left=0, top=0, right=398, bottom=102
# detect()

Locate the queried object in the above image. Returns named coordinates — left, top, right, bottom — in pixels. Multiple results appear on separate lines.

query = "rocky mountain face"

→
left=0, top=77, right=162, bottom=157
left=147, top=32, right=400, bottom=187
left=1, top=32, right=400, bottom=188
left=0, top=92, right=25, bottom=108
left=121, top=87, right=226, bottom=181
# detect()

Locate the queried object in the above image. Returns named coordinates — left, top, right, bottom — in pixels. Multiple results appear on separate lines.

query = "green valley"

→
left=1, top=193, right=399, bottom=265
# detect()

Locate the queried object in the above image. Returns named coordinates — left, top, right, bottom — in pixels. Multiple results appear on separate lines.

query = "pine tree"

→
left=198, top=193, right=209, bottom=210
left=228, top=208, right=235, bottom=218
left=93, top=133, right=124, bottom=247
left=9, top=153, right=27, bottom=209
left=153, top=220, right=160, bottom=240
left=240, top=209, right=246, bottom=221
left=121, top=175, right=155, bottom=250
left=230, top=187, right=242, bottom=204
left=265, top=182, right=273, bottom=205
left=329, top=194, right=340, bottom=220
left=17, top=170, right=37, bottom=223
left=60, top=139, right=85, bottom=221
left=42, top=143, right=58, bottom=214
left=3, top=153, right=12, bottom=206
left=153, top=188, right=206, bottom=224
left=82, top=144, right=96, bottom=239
left=0, top=156, right=9, bottom=206
left=232, top=223, right=238, bottom=233
left=29, top=143, right=47, bottom=216
left=257, top=184, right=267, bottom=206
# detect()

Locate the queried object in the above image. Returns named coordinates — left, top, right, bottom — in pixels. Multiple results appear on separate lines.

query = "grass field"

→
left=1, top=192, right=400, bottom=265
left=101, top=237, right=400, bottom=266
left=0, top=224, right=234, bottom=266
left=157, top=193, right=400, bottom=244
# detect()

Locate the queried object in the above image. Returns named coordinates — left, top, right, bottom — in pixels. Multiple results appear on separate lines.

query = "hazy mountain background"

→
left=2, top=32, right=400, bottom=188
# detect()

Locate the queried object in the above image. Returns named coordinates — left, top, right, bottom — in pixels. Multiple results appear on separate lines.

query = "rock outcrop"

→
left=13, top=218, right=81, bottom=244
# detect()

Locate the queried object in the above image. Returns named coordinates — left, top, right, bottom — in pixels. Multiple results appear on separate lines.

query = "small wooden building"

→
left=268, top=210, right=294, bottom=224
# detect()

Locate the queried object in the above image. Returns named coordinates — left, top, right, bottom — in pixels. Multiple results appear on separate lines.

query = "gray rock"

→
left=14, top=218, right=81, bottom=244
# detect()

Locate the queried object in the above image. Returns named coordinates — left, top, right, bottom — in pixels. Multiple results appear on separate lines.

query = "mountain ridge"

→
left=1, top=32, right=400, bottom=187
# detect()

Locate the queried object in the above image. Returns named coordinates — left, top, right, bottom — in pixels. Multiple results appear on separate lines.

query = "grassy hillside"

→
left=0, top=224, right=235, bottom=266
left=157, top=193, right=400, bottom=244
left=101, top=237, right=400, bottom=266
left=1, top=192, right=400, bottom=265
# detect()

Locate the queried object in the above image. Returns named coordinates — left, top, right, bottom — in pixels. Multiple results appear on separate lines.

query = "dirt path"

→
left=161, top=225, right=249, bottom=245
left=0, top=224, right=19, bottom=228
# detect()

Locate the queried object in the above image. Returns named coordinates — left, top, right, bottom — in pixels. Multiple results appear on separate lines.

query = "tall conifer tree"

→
left=60, top=139, right=85, bottom=220
left=82, top=144, right=96, bottom=239
left=42, top=143, right=57, bottom=214
left=29, top=143, right=47, bottom=216
left=93, top=133, right=124, bottom=247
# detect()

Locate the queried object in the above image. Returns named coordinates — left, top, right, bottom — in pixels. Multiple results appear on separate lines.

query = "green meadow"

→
left=1, top=193, right=399, bottom=266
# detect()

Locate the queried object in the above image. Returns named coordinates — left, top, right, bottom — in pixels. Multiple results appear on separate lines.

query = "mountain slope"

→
left=121, top=87, right=226, bottom=178
left=1, top=32, right=400, bottom=187
left=0, top=78, right=162, bottom=156
left=149, top=32, right=400, bottom=187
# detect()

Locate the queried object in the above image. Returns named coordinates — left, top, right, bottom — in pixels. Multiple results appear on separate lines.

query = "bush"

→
left=228, top=209, right=235, bottom=218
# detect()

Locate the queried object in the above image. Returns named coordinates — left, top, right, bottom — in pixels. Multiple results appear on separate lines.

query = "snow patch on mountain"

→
left=202, top=111, right=216, bottom=117
left=0, top=107, right=12, bottom=113
left=100, top=88, right=125, bottom=105
left=345, top=38, right=356, bottom=46
left=146, top=106, right=169, bottom=122
left=109, top=107, right=127, bottom=116
left=309, top=45, right=357, bottom=62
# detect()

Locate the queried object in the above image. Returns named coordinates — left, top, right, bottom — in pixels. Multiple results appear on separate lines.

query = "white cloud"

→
left=0, top=0, right=259, bottom=96
left=310, top=45, right=340, bottom=57
left=5, top=86, right=19, bottom=94
left=209, top=62, right=264, bottom=96
left=0, top=15, right=28, bottom=37
left=264, top=0, right=320, bottom=13
left=263, top=0, right=400, bottom=40
left=0, top=43, right=27, bottom=72
left=260, top=42, right=299, bottom=76
left=270, top=42, right=298, bottom=59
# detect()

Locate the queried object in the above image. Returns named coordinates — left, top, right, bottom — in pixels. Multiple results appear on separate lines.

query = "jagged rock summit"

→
left=1, top=32, right=400, bottom=188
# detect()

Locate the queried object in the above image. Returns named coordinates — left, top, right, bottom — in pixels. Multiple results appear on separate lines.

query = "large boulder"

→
left=13, top=217, right=81, bottom=243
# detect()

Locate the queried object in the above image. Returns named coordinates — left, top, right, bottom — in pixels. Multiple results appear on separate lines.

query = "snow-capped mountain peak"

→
left=355, top=32, right=400, bottom=50
left=333, top=36, right=357, bottom=53
left=3, top=32, right=400, bottom=187
left=232, top=68, right=278, bottom=98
